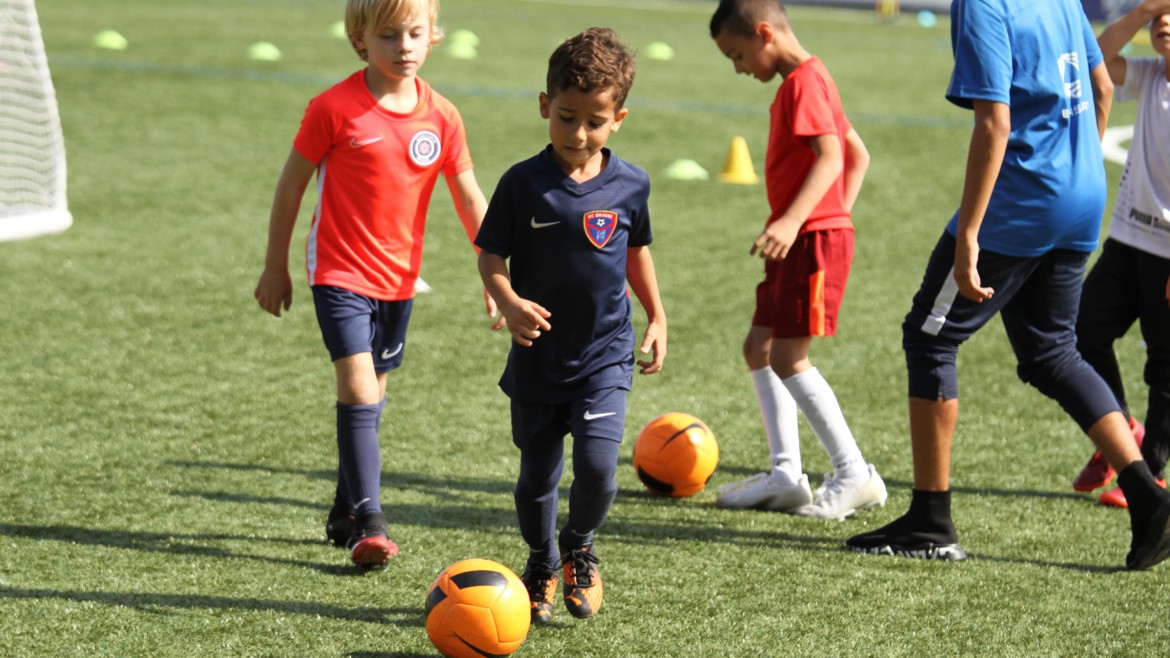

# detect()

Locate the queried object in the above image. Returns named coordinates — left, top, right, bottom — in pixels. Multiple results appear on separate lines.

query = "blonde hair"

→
left=345, top=0, right=443, bottom=60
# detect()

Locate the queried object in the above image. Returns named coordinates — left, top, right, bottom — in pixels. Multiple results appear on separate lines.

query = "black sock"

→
left=899, top=489, right=959, bottom=543
left=1118, top=462, right=1166, bottom=522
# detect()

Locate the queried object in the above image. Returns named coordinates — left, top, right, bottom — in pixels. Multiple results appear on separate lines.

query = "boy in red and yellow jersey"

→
left=710, top=0, right=885, bottom=520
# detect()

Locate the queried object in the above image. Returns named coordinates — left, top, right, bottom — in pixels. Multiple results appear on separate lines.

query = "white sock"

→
left=781, top=368, right=867, bottom=480
left=751, top=367, right=802, bottom=484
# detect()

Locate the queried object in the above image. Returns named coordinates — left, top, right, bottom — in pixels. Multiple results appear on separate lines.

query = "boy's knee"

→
left=743, top=334, right=770, bottom=369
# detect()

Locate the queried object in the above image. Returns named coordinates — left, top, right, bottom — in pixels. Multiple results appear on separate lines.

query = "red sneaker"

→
left=348, top=512, right=398, bottom=570
left=1074, top=452, right=1116, bottom=492
left=350, top=534, right=398, bottom=569
left=1073, top=418, right=1146, bottom=492
left=1132, top=418, right=1147, bottom=445
left=1099, top=478, right=1167, bottom=509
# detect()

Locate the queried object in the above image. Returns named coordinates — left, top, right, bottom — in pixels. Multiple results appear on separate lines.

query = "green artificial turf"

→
left=2, top=0, right=1168, bottom=655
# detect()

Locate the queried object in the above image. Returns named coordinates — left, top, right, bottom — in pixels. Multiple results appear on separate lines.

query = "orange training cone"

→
left=718, top=135, right=759, bottom=185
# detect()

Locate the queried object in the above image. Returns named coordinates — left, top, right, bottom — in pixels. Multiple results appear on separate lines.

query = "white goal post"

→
left=0, top=0, right=71, bottom=242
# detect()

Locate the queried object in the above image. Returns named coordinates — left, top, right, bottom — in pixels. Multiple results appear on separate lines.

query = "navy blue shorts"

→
left=311, top=285, right=412, bottom=374
left=902, top=232, right=1121, bottom=430
left=511, top=387, right=629, bottom=448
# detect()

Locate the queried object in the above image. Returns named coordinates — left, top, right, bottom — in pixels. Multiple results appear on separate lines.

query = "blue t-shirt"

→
left=945, top=0, right=1107, bottom=257
left=475, top=146, right=653, bottom=404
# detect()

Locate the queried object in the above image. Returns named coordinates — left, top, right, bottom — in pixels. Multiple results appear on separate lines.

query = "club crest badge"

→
left=409, top=130, right=442, bottom=167
left=583, top=210, right=618, bottom=248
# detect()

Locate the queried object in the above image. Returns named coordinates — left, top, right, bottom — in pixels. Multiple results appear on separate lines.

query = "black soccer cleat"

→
left=846, top=515, right=968, bottom=561
left=325, top=496, right=355, bottom=548
left=1127, top=501, right=1170, bottom=570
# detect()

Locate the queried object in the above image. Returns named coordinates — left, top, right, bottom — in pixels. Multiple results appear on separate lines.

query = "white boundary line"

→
left=1101, top=124, right=1133, bottom=166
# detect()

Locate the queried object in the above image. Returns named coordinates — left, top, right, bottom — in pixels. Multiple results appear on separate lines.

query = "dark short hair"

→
left=710, top=0, right=788, bottom=39
left=546, top=27, right=636, bottom=109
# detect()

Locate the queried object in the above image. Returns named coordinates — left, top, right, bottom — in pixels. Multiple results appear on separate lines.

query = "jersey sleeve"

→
left=1080, top=9, right=1103, bottom=70
left=1116, top=57, right=1155, bottom=104
left=292, top=93, right=337, bottom=164
left=440, top=105, right=474, bottom=177
left=789, top=71, right=840, bottom=140
left=946, top=0, right=1011, bottom=109
left=475, top=167, right=516, bottom=257
left=627, top=166, right=653, bottom=248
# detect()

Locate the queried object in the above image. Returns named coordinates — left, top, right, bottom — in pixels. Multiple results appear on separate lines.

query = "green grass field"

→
left=4, top=0, right=1170, bottom=655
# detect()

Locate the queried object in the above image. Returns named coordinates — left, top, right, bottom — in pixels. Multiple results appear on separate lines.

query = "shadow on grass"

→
left=349, top=654, right=433, bottom=658
left=959, top=553, right=1125, bottom=574
left=899, top=479, right=1085, bottom=503
left=0, top=524, right=359, bottom=577
left=167, top=460, right=516, bottom=500
left=0, top=585, right=421, bottom=625
left=160, top=461, right=1117, bottom=571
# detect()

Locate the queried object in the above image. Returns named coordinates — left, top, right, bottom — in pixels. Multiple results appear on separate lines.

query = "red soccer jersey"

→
left=765, top=57, right=853, bottom=235
left=293, top=71, right=473, bottom=300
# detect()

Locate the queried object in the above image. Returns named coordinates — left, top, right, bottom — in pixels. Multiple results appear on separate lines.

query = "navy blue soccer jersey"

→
left=476, top=146, right=653, bottom=404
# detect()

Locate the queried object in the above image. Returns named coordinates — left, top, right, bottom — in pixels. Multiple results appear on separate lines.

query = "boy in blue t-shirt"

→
left=476, top=28, right=666, bottom=623
left=846, top=0, right=1170, bottom=570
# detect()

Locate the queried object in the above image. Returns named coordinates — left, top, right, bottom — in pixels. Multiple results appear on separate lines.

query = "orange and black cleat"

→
left=560, top=544, right=603, bottom=619
left=520, top=563, right=559, bottom=625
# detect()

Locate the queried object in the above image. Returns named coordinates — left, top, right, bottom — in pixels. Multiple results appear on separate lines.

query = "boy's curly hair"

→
left=345, top=0, right=443, bottom=61
left=546, top=28, right=636, bottom=109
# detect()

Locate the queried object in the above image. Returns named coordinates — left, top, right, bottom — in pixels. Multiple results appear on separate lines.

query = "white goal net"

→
left=0, top=0, right=71, bottom=242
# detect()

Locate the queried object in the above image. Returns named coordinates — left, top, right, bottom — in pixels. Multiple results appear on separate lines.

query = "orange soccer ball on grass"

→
left=424, top=558, right=531, bottom=658
left=632, top=412, right=719, bottom=497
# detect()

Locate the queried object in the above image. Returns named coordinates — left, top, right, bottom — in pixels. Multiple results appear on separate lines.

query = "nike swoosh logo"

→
left=380, top=343, right=403, bottom=360
left=350, top=135, right=384, bottom=148
left=531, top=217, right=559, bottom=229
left=583, top=410, right=616, bottom=421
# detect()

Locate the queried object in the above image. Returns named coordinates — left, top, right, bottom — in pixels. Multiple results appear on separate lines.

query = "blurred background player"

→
left=1072, top=0, right=1170, bottom=507
left=846, top=0, right=1170, bottom=570
left=476, top=28, right=666, bottom=624
left=708, top=0, right=886, bottom=520
left=254, top=0, right=494, bottom=569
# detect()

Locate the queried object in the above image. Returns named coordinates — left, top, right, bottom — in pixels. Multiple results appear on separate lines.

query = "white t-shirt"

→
left=1107, top=57, right=1170, bottom=258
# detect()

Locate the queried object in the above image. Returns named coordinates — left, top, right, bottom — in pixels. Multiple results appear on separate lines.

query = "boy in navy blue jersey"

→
left=846, top=0, right=1170, bottom=570
left=476, top=27, right=666, bottom=623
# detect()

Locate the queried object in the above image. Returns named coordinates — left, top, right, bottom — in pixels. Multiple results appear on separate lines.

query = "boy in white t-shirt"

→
left=1072, top=0, right=1170, bottom=507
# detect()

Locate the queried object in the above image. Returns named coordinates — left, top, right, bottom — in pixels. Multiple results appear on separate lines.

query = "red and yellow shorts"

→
left=752, top=228, right=853, bottom=338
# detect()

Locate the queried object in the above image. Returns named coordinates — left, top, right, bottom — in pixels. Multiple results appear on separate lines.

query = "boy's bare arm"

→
left=626, top=246, right=667, bottom=375
left=477, top=250, right=550, bottom=346
left=446, top=169, right=489, bottom=245
left=954, top=100, right=1010, bottom=303
left=446, top=169, right=497, bottom=318
left=751, top=133, right=843, bottom=261
left=255, top=148, right=316, bottom=317
left=1098, top=0, right=1170, bottom=84
left=1091, top=63, right=1114, bottom=142
left=842, top=127, right=870, bottom=213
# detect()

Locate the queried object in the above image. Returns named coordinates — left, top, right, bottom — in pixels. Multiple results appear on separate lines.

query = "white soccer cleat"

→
left=801, top=463, right=888, bottom=520
left=716, top=472, right=813, bottom=512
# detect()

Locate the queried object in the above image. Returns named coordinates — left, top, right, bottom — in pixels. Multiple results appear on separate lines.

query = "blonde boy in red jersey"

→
left=254, top=0, right=494, bottom=570
left=710, top=0, right=886, bottom=519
